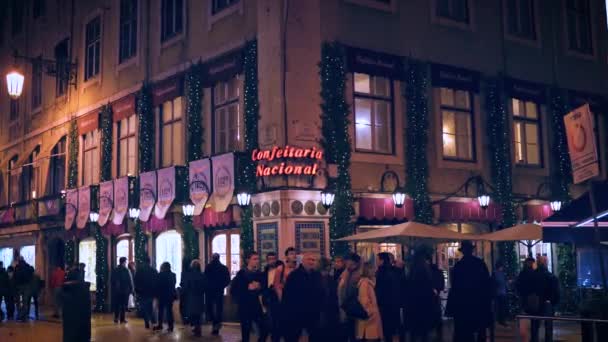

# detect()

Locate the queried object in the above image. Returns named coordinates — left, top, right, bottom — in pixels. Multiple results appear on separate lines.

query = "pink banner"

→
left=209, top=153, right=235, bottom=212
left=189, top=159, right=211, bottom=216
left=76, top=186, right=90, bottom=229
left=98, top=181, right=113, bottom=227
left=65, top=189, right=78, bottom=230
left=154, top=167, right=175, bottom=219
left=139, top=171, right=157, bottom=222
left=113, top=177, right=129, bottom=225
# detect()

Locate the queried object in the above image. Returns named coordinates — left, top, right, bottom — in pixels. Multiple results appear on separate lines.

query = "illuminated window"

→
left=512, top=98, right=541, bottom=166
left=566, top=0, right=592, bottom=55
left=354, top=73, right=393, bottom=154
left=158, top=97, right=184, bottom=167
left=82, top=130, right=100, bottom=186
left=20, top=245, right=35, bottom=268
left=0, top=248, right=14, bottom=267
left=213, top=76, right=242, bottom=154
left=116, top=238, right=134, bottom=265
left=79, top=238, right=97, bottom=291
left=441, top=87, right=474, bottom=161
left=118, top=115, right=137, bottom=176
left=211, top=232, right=240, bottom=280
left=156, top=230, right=182, bottom=287
left=505, top=0, right=536, bottom=40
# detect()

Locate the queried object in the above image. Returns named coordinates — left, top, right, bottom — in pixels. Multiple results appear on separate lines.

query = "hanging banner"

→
left=76, top=186, right=91, bottom=229
left=564, top=104, right=599, bottom=184
left=189, top=158, right=211, bottom=216
left=154, top=167, right=176, bottom=219
left=98, top=181, right=114, bottom=226
left=113, top=177, right=129, bottom=225
left=139, top=171, right=157, bottom=222
left=64, top=189, right=78, bottom=230
left=209, top=153, right=235, bottom=212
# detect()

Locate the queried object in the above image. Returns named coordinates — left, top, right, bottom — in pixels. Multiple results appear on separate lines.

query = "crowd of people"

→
left=0, top=257, right=44, bottom=322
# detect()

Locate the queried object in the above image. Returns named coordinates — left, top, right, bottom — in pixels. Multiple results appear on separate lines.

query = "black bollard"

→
left=62, top=281, right=91, bottom=342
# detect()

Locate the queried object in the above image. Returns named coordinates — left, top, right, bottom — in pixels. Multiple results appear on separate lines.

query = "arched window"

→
left=20, top=245, right=35, bottom=268
left=116, top=237, right=134, bottom=265
left=155, top=230, right=182, bottom=287
left=211, top=231, right=240, bottom=279
left=0, top=247, right=14, bottom=267
left=8, top=155, right=19, bottom=204
left=49, top=137, right=66, bottom=195
left=22, top=146, right=40, bottom=200
left=79, top=238, right=97, bottom=291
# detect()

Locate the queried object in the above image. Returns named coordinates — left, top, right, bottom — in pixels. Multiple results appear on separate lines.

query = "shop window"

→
left=257, top=223, right=278, bottom=266
left=578, top=247, right=608, bottom=288
left=353, top=73, right=393, bottom=154
left=82, top=130, right=100, bottom=186
left=0, top=247, right=14, bottom=267
left=295, top=222, right=325, bottom=256
left=118, top=115, right=137, bottom=176
left=512, top=98, right=541, bottom=166
left=116, top=238, right=134, bottom=265
left=79, top=238, right=97, bottom=291
left=517, top=241, right=552, bottom=272
left=49, top=137, right=66, bottom=195
left=440, top=87, right=474, bottom=161
left=20, top=245, right=35, bottom=268
left=213, top=76, right=242, bottom=154
left=211, top=232, right=240, bottom=280
left=158, top=97, right=184, bottom=167
left=156, top=230, right=182, bottom=287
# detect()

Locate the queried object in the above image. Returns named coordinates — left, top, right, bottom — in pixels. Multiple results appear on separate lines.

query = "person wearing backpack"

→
left=112, top=257, right=133, bottom=324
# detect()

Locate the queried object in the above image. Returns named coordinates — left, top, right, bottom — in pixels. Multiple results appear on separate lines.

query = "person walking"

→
left=49, top=266, right=65, bottom=318
left=78, top=263, right=86, bottom=282
left=282, top=252, right=325, bottom=342
left=231, top=251, right=268, bottom=342
left=516, top=257, right=544, bottom=342
left=134, top=256, right=158, bottom=329
left=375, top=252, right=400, bottom=342
left=0, top=262, right=9, bottom=321
left=406, top=253, right=440, bottom=342
left=338, top=253, right=363, bottom=342
left=29, top=271, right=43, bottom=320
left=179, top=259, right=192, bottom=325
left=318, top=257, right=340, bottom=341
left=127, top=262, right=136, bottom=312
left=273, top=247, right=298, bottom=301
left=492, top=261, right=509, bottom=327
left=183, top=260, right=207, bottom=337
left=154, top=262, right=176, bottom=332
left=333, top=256, right=346, bottom=282
left=537, top=256, right=559, bottom=342
left=355, top=262, right=383, bottom=342
left=393, top=259, right=408, bottom=342
left=5, top=266, right=16, bottom=320
left=14, top=257, right=34, bottom=321
left=205, top=253, right=231, bottom=335
left=112, top=257, right=133, bottom=324
left=446, top=241, right=492, bottom=342
left=262, top=252, right=283, bottom=342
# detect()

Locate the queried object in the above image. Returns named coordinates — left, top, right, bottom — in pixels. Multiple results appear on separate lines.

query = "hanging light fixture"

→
left=392, top=188, right=407, bottom=208
left=236, top=191, right=251, bottom=207
left=128, top=207, right=140, bottom=220
left=182, top=201, right=195, bottom=217
left=476, top=177, right=490, bottom=209
left=6, top=69, right=24, bottom=99
left=550, top=200, right=562, bottom=212
left=89, top=211, right=100, bottom=223
left=320, top=187, right=335, bottom=209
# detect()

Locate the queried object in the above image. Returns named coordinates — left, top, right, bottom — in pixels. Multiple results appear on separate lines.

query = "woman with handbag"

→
left=355, top=262, right=383, bottom=342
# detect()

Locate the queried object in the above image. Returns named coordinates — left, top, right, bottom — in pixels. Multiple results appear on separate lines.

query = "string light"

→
left=65, top=239, right=75, bottom=267
left=68, top=120, right=79, bottom=188
left=100, top=105, right=113, bottom=182
left=94, top=224, right=108, bottom=312
left=186, top=62, right=204, bottom=162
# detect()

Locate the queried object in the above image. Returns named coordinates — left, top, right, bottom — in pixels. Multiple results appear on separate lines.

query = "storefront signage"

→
left=564, top=104, right=599, bottom=184
left=504, top=78, right=546, bottom=103
left=155, top=167, right=175, bottom=219
left=209, top=153, right=235, bottom=212
left=98, top=181, right=114, bottom=226
left=112, top=94, right=136, bottom=122
left=152, top=76, right=183, bottom=106
left=65, top=189, right=78, bottom=230
left=203, top=47, right=244, bottom=86
left=431, top=63, right=480, bottom=92
left=252, top=146, right=323, bottom=177
left=189, top=159, right=211, bottom=216
left=76, top=186, right=90, bottom=229
left=77, top=111, right=99, bottom=135
left=139, top=171, right=157, bottom=222
left=345, top=46, right=404, bottom=79
left=113, top=177, right=129, bottom=225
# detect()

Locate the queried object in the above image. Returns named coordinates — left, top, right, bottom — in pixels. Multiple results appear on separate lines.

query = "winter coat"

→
left=14, top=262, right=33, bottom=287
left=0, top=268, right=8, bottom=295
left=230, top=268, right=264, bottom=318
left=281, top=266, right=325, bottom=328
left=355, top=277, right=383, bottom=340
left=183, top=270, right=207, bottom=317
left=375, top=265, right=401, bottom=331
left=516, top=267, right=544, bottom=314
left=156, top=270, right=176, bottom=303
left=112, top=265, right=133, bottom=295
left=319, top=273, right=340, bottom=327
left=204, top=260, right=230, bottom=297
left=134, top=264, right=158, bottom=298
left=338, top=268, right=362, bottom=322
left=406, top=264, right=441, bottom=334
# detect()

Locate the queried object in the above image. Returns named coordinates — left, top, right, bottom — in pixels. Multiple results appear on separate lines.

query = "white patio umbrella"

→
left=336, top=221, right=477, bottom=243
left=478, top=223, right=542, bottom=242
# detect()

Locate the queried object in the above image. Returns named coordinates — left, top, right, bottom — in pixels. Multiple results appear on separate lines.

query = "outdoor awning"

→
left=336, top=221, right=477, bottom=243
left=543, top=182, right=608, bottom=228
left=479, top=223, right=542, bottom=241
left=542, top=226, right=608, bottom=245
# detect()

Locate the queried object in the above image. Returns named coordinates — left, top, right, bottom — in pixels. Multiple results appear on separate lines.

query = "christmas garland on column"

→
left=134, top=220, right=148, bottom=269
left=67, top=120, right=79, bottom=188
left=100, top=105, right=113, bottom=182
left=182, top=216, right=198, bottom=263
left=137, top=84, right=155, bottom=173
left=404, top=60, right=433, bottom=224
left=186, top=62, right=204, bottom=162
left=65, top=239, right=75, bottom=267
left=94, top=225, right=108, bottom=312
left=239, top=40, right=260, bottom=256
left=320, top=42, right=355, bottom=257
left=485, top=78, right=518, bottom=315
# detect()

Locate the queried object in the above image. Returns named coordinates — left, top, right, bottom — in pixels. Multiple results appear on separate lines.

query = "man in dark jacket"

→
left=112, top=257, right=133, bottom=324
left=14, top=257, right=34, bottom=321
left=282, top=252, right=325, bottom=342
left=333, top=256, right=345, bottom=282
left=231, top=251, right=267, bottom=342
left=262, top=252, right=283, bottom=342
left=184, top=260, right=207, bottom=337
left=5, top=266, right=16, bottom=320
left=376, top=252, right=401, bottom=342
left=134, top=256, right=158, bottom=329
left=538, top=256, right=559, bottom=342
left=205, top=253, right=231, bottom=335
left=154, top=262, right=176, bottom=332
left=446, top=241, right=492, bottom=342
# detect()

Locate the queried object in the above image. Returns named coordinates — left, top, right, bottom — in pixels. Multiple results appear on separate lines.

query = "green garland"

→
left=320, top=42, right=354, bottom=257
left=65, top=238, right=75, bottom=267
left=186, top=62, right=204, bottom=162
left=94, top=225, right=108, bottom=312
left=100, top=105, right=113, bottom=182
left=67, top=120, right=79, bottom=188
left=240, top=40, right=260, bottom=256
left=182, top=216, right=199, bottom=263
left=137, top=84, right=155, bottom=173
left=134, top=221, right=148, bottom=269
left=486, top=78, right=518, bottom=315
left=557, top=243, right=577, bottom=313
left=404, top=60, right=433, bottom=224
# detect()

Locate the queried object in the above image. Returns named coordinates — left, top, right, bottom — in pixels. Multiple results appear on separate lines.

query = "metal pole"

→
left=588, top=181, right=607, bottom=291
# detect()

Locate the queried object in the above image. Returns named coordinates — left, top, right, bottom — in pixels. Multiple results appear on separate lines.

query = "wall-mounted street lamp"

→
left=128, top=207, right=141, bottom=220
left=183, top=180, right=209, bottom=216
left=6, top=70, right=24, bottom=99
left=6, top=52, right=77, bottom=99
left=392, top=188, right=407, bottom=209
left=320, top=186, right=335, bottom=210
left=549, top=200, right=562, bottom=212
left=89, top=211, right=99, bottom=223
left=536, top=181, right=564, bottom=213
left=236, top=191, right=252, bottom=208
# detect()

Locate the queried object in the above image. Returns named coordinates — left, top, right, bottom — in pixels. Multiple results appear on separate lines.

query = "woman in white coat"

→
left=356, top=262, right=383, bottom=341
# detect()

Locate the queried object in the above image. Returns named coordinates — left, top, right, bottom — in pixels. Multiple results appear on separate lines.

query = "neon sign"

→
left=252, top=146, right=323, bottom=177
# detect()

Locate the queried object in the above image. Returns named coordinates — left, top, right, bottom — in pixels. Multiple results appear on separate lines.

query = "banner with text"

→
left=76, top=186, right=91, bottom=229
left=189, top=159, right=211, bottom=216
left=209, top=153, right=235, bottom=212
left=154, top=167, right=176, bottom=219
left=564, top=104, right=599, bottom=184
left=113, top=177, right=129, bottom=225
left=98, top=181, right=113, bottom=226
left=139, top=171, right=157, bottom=222
left=65, top=189, right=78, bottom=230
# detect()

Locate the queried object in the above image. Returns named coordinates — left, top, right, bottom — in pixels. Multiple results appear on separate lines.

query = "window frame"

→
left=432, top=0, right=472, bottom=27
left=439, top=87, right=477, bottom=163
left=563, top=0, right=594, bottom=56
left=115, top=236, right=134, bottom=264
left=158, top=97, right=185, bottom=167
left=511, top=98, right=543, bottom=167
left=118, top=0, right=138, bottom=64
left=212, top=76, right=243, bottom=154
left=31, top=57, right=43, bottom=111
left=208, top=229, right=240, bottom=280
left=84, top=15, right=102, bottom=81
left=117, top=115, right=138, bottom=176
left=211, top=0, right=240, bottom=15
left=33, top=0, right=46, bottom=19
left=504, top=0, right=538, bottom=42
left=8, top=156, right=19, bottom=204
left=22, top=147, right=41, bottom=201
left=9, top=98, right=19, bottom=122
left=82, top=130, right=100, bottom=186
left=49, top=137, right=67, bottom=195
left=55, top=38, right=70, bottom=97
left=161, top=0, right=184, bottom=43
left=352, top=73, right=395, bottom=155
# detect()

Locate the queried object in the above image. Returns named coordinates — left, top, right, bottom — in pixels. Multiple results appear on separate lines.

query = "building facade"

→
left=0, top=0, right=606, bottom=307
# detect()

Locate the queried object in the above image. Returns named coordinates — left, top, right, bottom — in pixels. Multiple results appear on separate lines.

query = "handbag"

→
left=341, top=288, right=369, bottom=320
